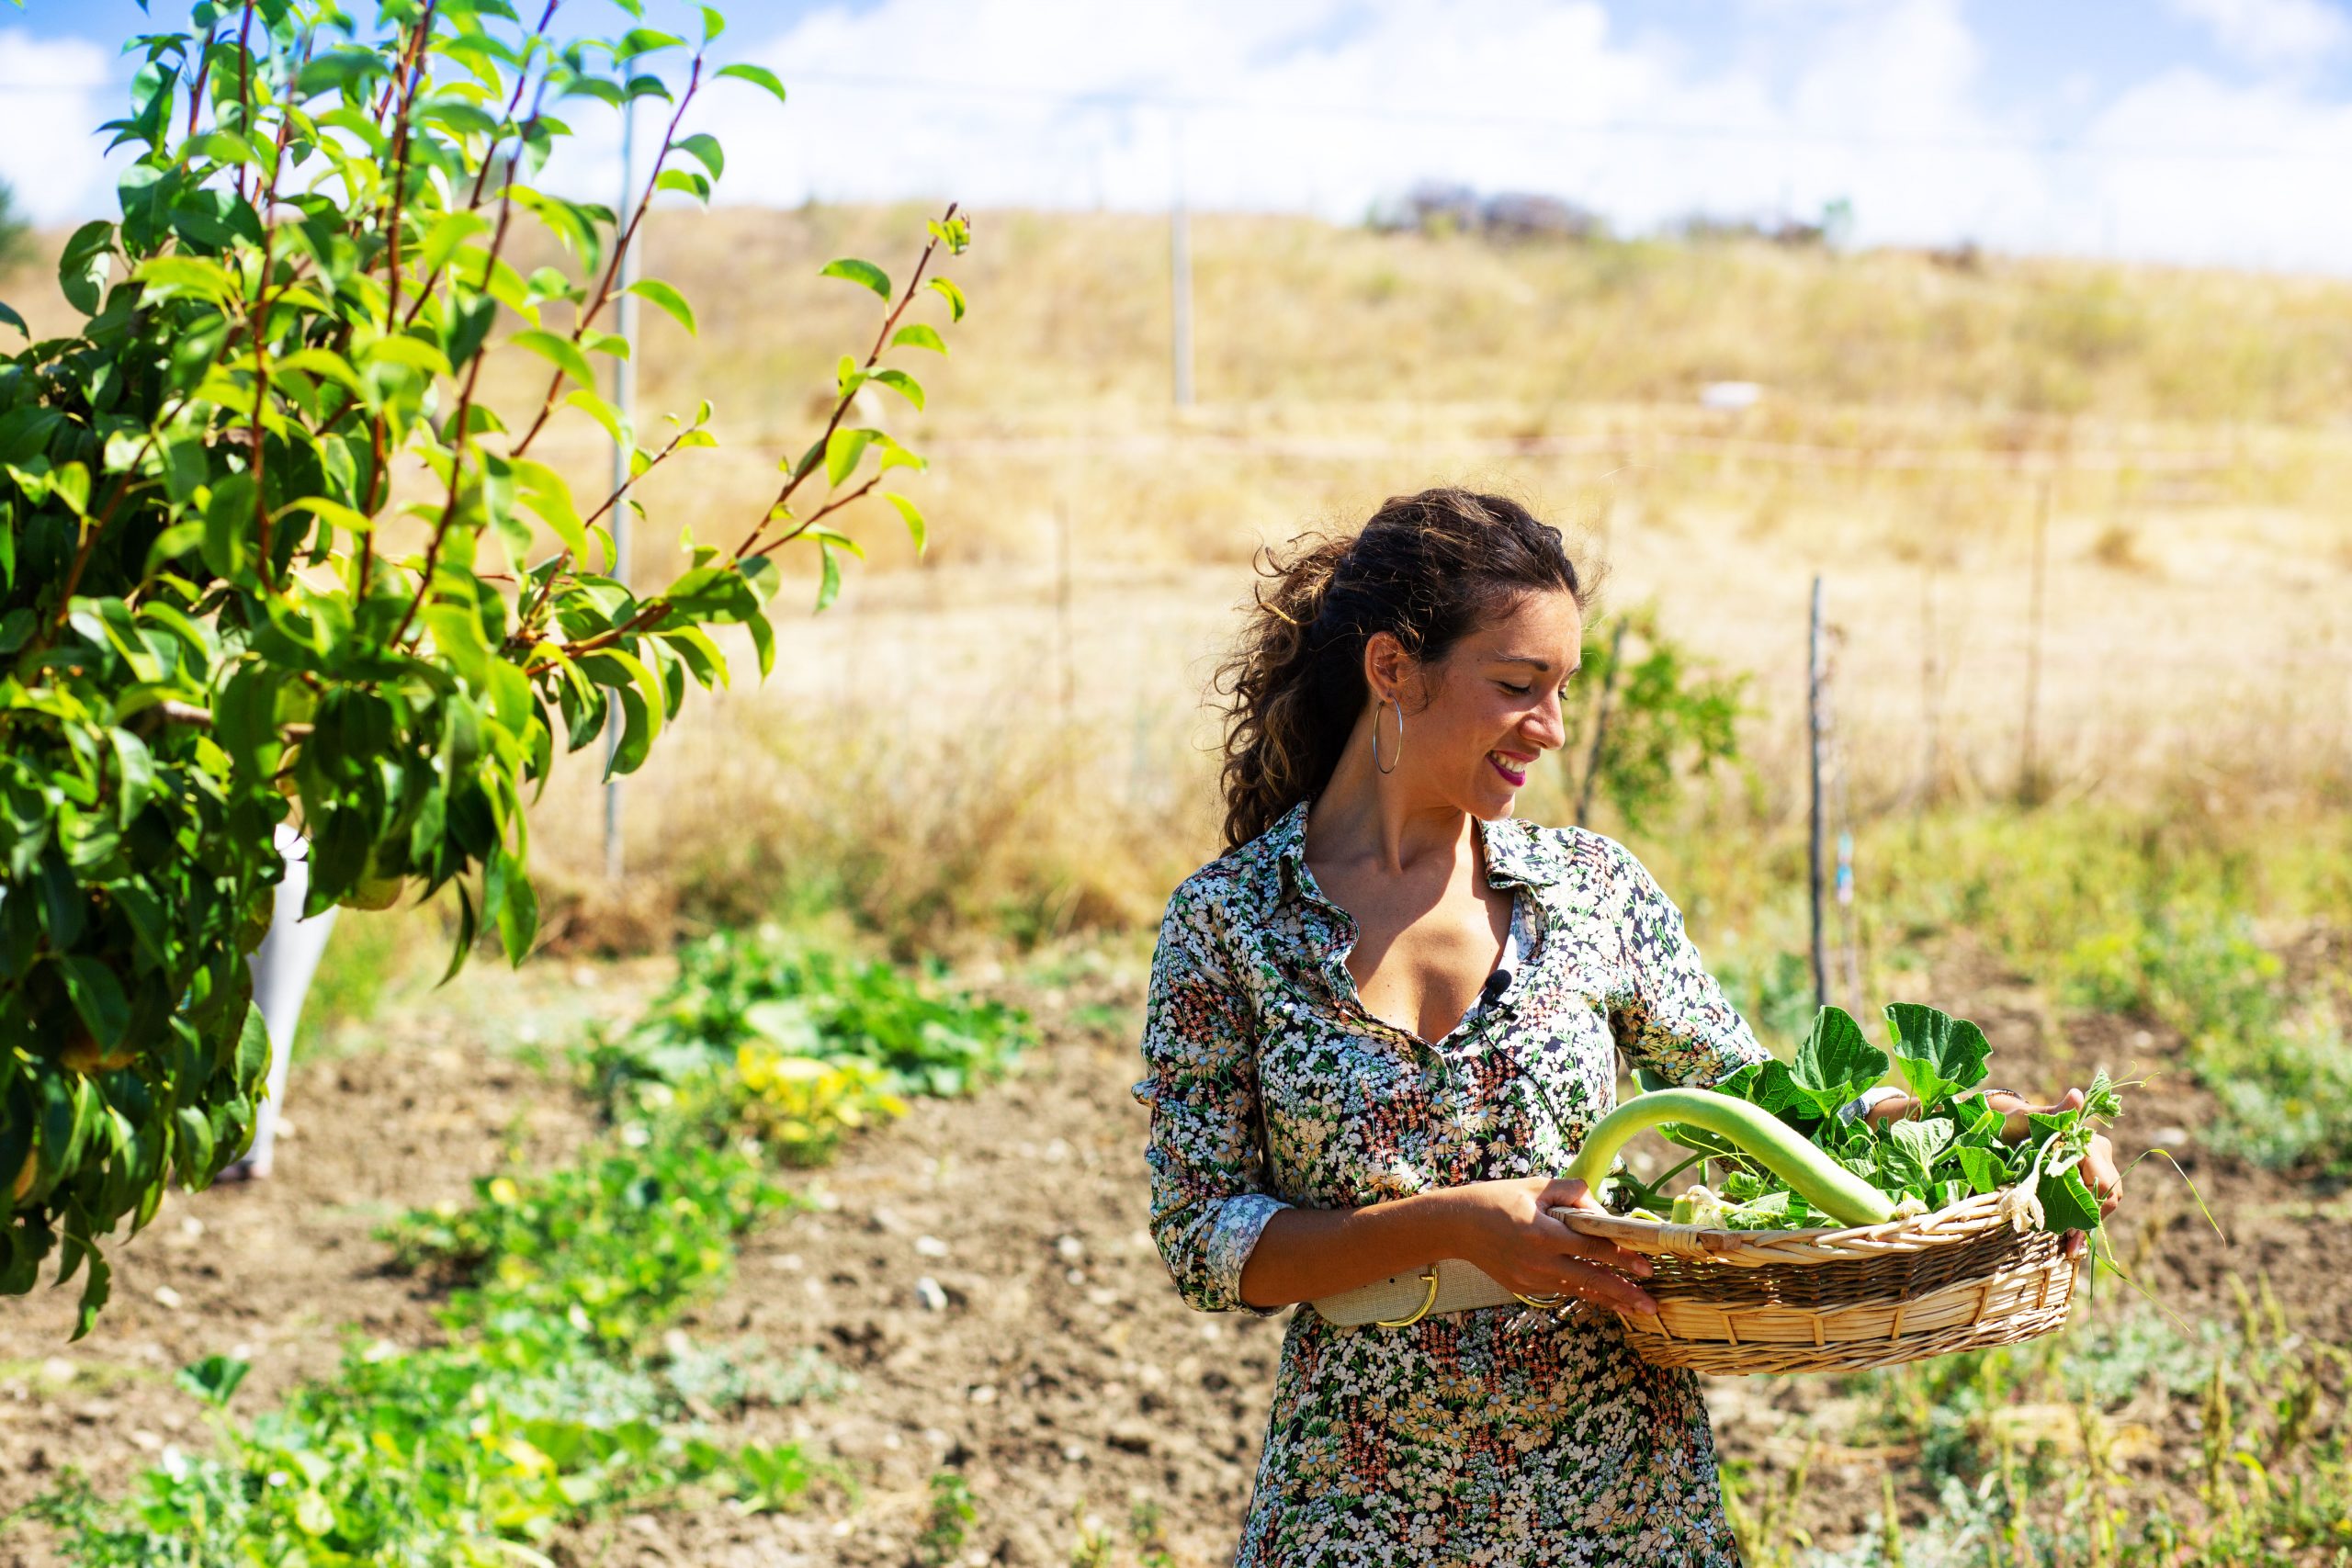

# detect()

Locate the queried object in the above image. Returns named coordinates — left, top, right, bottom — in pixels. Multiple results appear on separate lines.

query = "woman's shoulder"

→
left=1487, top=815, right=1649, bottom=891
left=1162, top=803, right=1305, bottom=921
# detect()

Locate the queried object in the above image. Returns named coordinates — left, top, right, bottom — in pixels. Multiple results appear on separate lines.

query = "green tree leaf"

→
left=512, top=328, right=597, bottom=390
left=672, top=132, right=724, bottom=180
left=824, top=427, right=874, bottom=487
left=883, top=492, right=927, bottom=554
left=868, top=367, right=923, bottom=411
left=889, top=322, right=946, bottom=354
left=715, top=62, right=787, bottom=104
left=625, top=277, right=696, bottom=336
left=820, top=258, right=890, bottom=299
left=58, top=220, right=113, bottom=315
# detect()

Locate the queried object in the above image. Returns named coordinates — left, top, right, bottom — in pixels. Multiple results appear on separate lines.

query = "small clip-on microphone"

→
left=1479, top=967, right=1512, bottom=1008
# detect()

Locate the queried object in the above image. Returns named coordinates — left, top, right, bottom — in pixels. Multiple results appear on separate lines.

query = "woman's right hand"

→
left=1430, top=1176, right=1659, bottom=1316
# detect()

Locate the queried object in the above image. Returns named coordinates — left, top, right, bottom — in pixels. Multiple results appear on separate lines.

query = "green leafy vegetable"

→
left=1609, top=1002, right=2120, bottom=1236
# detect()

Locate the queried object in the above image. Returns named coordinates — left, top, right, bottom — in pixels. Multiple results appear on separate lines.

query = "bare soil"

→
left=4, top=942, right=2346, bottom=1568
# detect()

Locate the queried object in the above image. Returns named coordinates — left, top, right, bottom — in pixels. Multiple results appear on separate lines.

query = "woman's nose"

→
left=1526, top=693, right=1568, bottom=750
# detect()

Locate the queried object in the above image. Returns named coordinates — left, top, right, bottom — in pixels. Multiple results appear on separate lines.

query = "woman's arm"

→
left=1603, top=840, right=1771, bottom=1087
left=1132, top=886, right=1295, bottom=1317
left=1237, top=1177, right=1660, bottom=1316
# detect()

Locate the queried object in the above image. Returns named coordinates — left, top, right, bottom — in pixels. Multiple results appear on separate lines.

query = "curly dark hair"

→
left=1212, top=488, right=1595, bottom=852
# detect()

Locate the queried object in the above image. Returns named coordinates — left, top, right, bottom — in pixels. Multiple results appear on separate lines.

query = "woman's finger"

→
left=1541, top=1177, right=1605, bottom=1214
left=1534, top=1206, right=1653, bottom=1277
left=1554, top=1261, right=1659, bottom=1317
left=1558, top=1229, right=1653, bottom=1279
left=2081, top=1136, right=2123, bottom=1216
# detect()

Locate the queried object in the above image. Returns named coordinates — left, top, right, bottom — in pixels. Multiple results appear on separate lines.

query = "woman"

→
left=1132, top=488, right=2120, bottom=1566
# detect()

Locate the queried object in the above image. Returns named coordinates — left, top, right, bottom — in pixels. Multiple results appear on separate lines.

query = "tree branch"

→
left=738, top=202, right=958, bottom=561
left=509, top=54, right=703, bottom=460
left=232, top=3, right=255, bottom=205
left=383, top=54, right=542, bottom=652
left=187, top=27, right=216, bottom=137
left=361, top=3, right=436, bottom=601
left=503, top=425, right=693, bottom=650
left=748, top=477, right=877, bottom=561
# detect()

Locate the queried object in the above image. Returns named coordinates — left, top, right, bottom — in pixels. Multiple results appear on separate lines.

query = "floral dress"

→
left=1132, top=800, right=1769, bottom=1568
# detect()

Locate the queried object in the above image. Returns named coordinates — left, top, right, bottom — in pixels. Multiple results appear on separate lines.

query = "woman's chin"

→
left=1474, top=789, right=1520, bottom=820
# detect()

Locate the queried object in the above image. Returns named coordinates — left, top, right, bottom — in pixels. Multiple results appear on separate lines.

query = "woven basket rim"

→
left=1557, top=1187, right=2036, bottom=1268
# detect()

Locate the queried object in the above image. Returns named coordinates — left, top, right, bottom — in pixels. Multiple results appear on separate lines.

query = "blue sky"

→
left=7, top=0, right=2352, bottom=270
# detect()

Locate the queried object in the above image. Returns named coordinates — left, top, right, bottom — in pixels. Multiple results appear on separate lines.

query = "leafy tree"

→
left=0, top=0, right=969, bottom=1336
left=1564, top=606, right=1744, bottom=830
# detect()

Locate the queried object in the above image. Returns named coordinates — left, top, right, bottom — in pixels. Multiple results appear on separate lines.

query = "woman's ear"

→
left=1363, top=631, right=1411, bottom=705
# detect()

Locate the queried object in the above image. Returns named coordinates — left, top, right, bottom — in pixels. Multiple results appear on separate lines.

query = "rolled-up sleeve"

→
left=1604, top=840, right=1770, bottom=1088
left=1131, top=885, right=1291, bottom=1315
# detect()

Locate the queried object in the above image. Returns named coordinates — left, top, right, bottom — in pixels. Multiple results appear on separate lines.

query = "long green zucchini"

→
left=1563, top=1087, right=1895, bottom=1228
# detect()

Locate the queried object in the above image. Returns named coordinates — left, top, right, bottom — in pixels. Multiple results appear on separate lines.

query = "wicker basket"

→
left=1555, top=1189, right=2083, bottom=1375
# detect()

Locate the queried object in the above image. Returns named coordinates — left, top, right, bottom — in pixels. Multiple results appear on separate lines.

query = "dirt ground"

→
left=4, top=940, right=2346, bottom=1567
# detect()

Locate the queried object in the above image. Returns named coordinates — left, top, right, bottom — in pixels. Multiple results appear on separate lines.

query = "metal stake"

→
left=1170, top=110, right=1193, bottom=409
left=1808, top=574, right=1827, bottom=1010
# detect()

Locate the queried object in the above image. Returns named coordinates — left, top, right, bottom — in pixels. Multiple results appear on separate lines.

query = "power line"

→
left=6, top=69, right=2352, bottom=164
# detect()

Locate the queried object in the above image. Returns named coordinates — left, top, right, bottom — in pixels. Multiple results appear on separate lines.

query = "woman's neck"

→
left=1304, top=732, right=1473, bottom=879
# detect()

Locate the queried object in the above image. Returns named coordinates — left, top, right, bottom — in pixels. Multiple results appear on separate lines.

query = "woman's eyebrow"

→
left=1492, top=653, right=1571, bottom=671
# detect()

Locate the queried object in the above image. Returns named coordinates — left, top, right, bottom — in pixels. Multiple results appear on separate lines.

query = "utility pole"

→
left=1170, top=109, right=1193, bottom=409
left=1056, top=496, right=1074, bottom=726
left=603, top=79, right=640, bottom=881
left=1918, top=564, right=1941, bottom=805
left=1808, top=575, right=1828, bottom=1010
left=2020, top=478, right=2051, bottom=804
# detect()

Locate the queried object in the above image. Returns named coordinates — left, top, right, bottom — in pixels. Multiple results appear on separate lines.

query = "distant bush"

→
left=0, top=180, right=28, bottom=268
left=1370, top=181, right=1608, bottom=243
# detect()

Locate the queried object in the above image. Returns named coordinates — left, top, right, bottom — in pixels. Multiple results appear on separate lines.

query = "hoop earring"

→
left=1374, top=699, right=1404, bottom=775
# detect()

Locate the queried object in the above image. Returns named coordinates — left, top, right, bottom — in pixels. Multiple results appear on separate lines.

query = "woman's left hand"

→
left=1985, top=1087, right=2123, bottom=1257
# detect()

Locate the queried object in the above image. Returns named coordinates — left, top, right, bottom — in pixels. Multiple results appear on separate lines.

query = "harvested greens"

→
left=1581, top=1002, right=2118, bottom=1234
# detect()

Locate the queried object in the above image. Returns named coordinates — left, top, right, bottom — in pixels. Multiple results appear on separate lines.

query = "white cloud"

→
left=2075, top=66, right=2352, bottom=268
left=2165, top=0, right=2350, bottom=69
left=10, top=4, right=2352, bottom=275
left=0, top=31, right=119, bottom=225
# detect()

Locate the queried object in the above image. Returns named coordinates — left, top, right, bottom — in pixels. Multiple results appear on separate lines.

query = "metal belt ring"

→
left=1374, top=1267, right=1442, bottom=1328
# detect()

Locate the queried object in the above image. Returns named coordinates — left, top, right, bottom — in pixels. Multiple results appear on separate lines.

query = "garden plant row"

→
left=12, top=929, right=1027, bottom=1563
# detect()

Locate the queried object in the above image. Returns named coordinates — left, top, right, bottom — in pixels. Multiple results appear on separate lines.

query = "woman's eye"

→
left=1498, top=682, right=1532, bottom=696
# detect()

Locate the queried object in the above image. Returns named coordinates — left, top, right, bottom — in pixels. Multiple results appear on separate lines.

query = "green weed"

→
left=917, top=1471, right=978, bottom=1566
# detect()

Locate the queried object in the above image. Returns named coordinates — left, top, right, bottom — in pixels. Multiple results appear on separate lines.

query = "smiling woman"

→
left=1135, top=489, right=1774, bottom=1565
